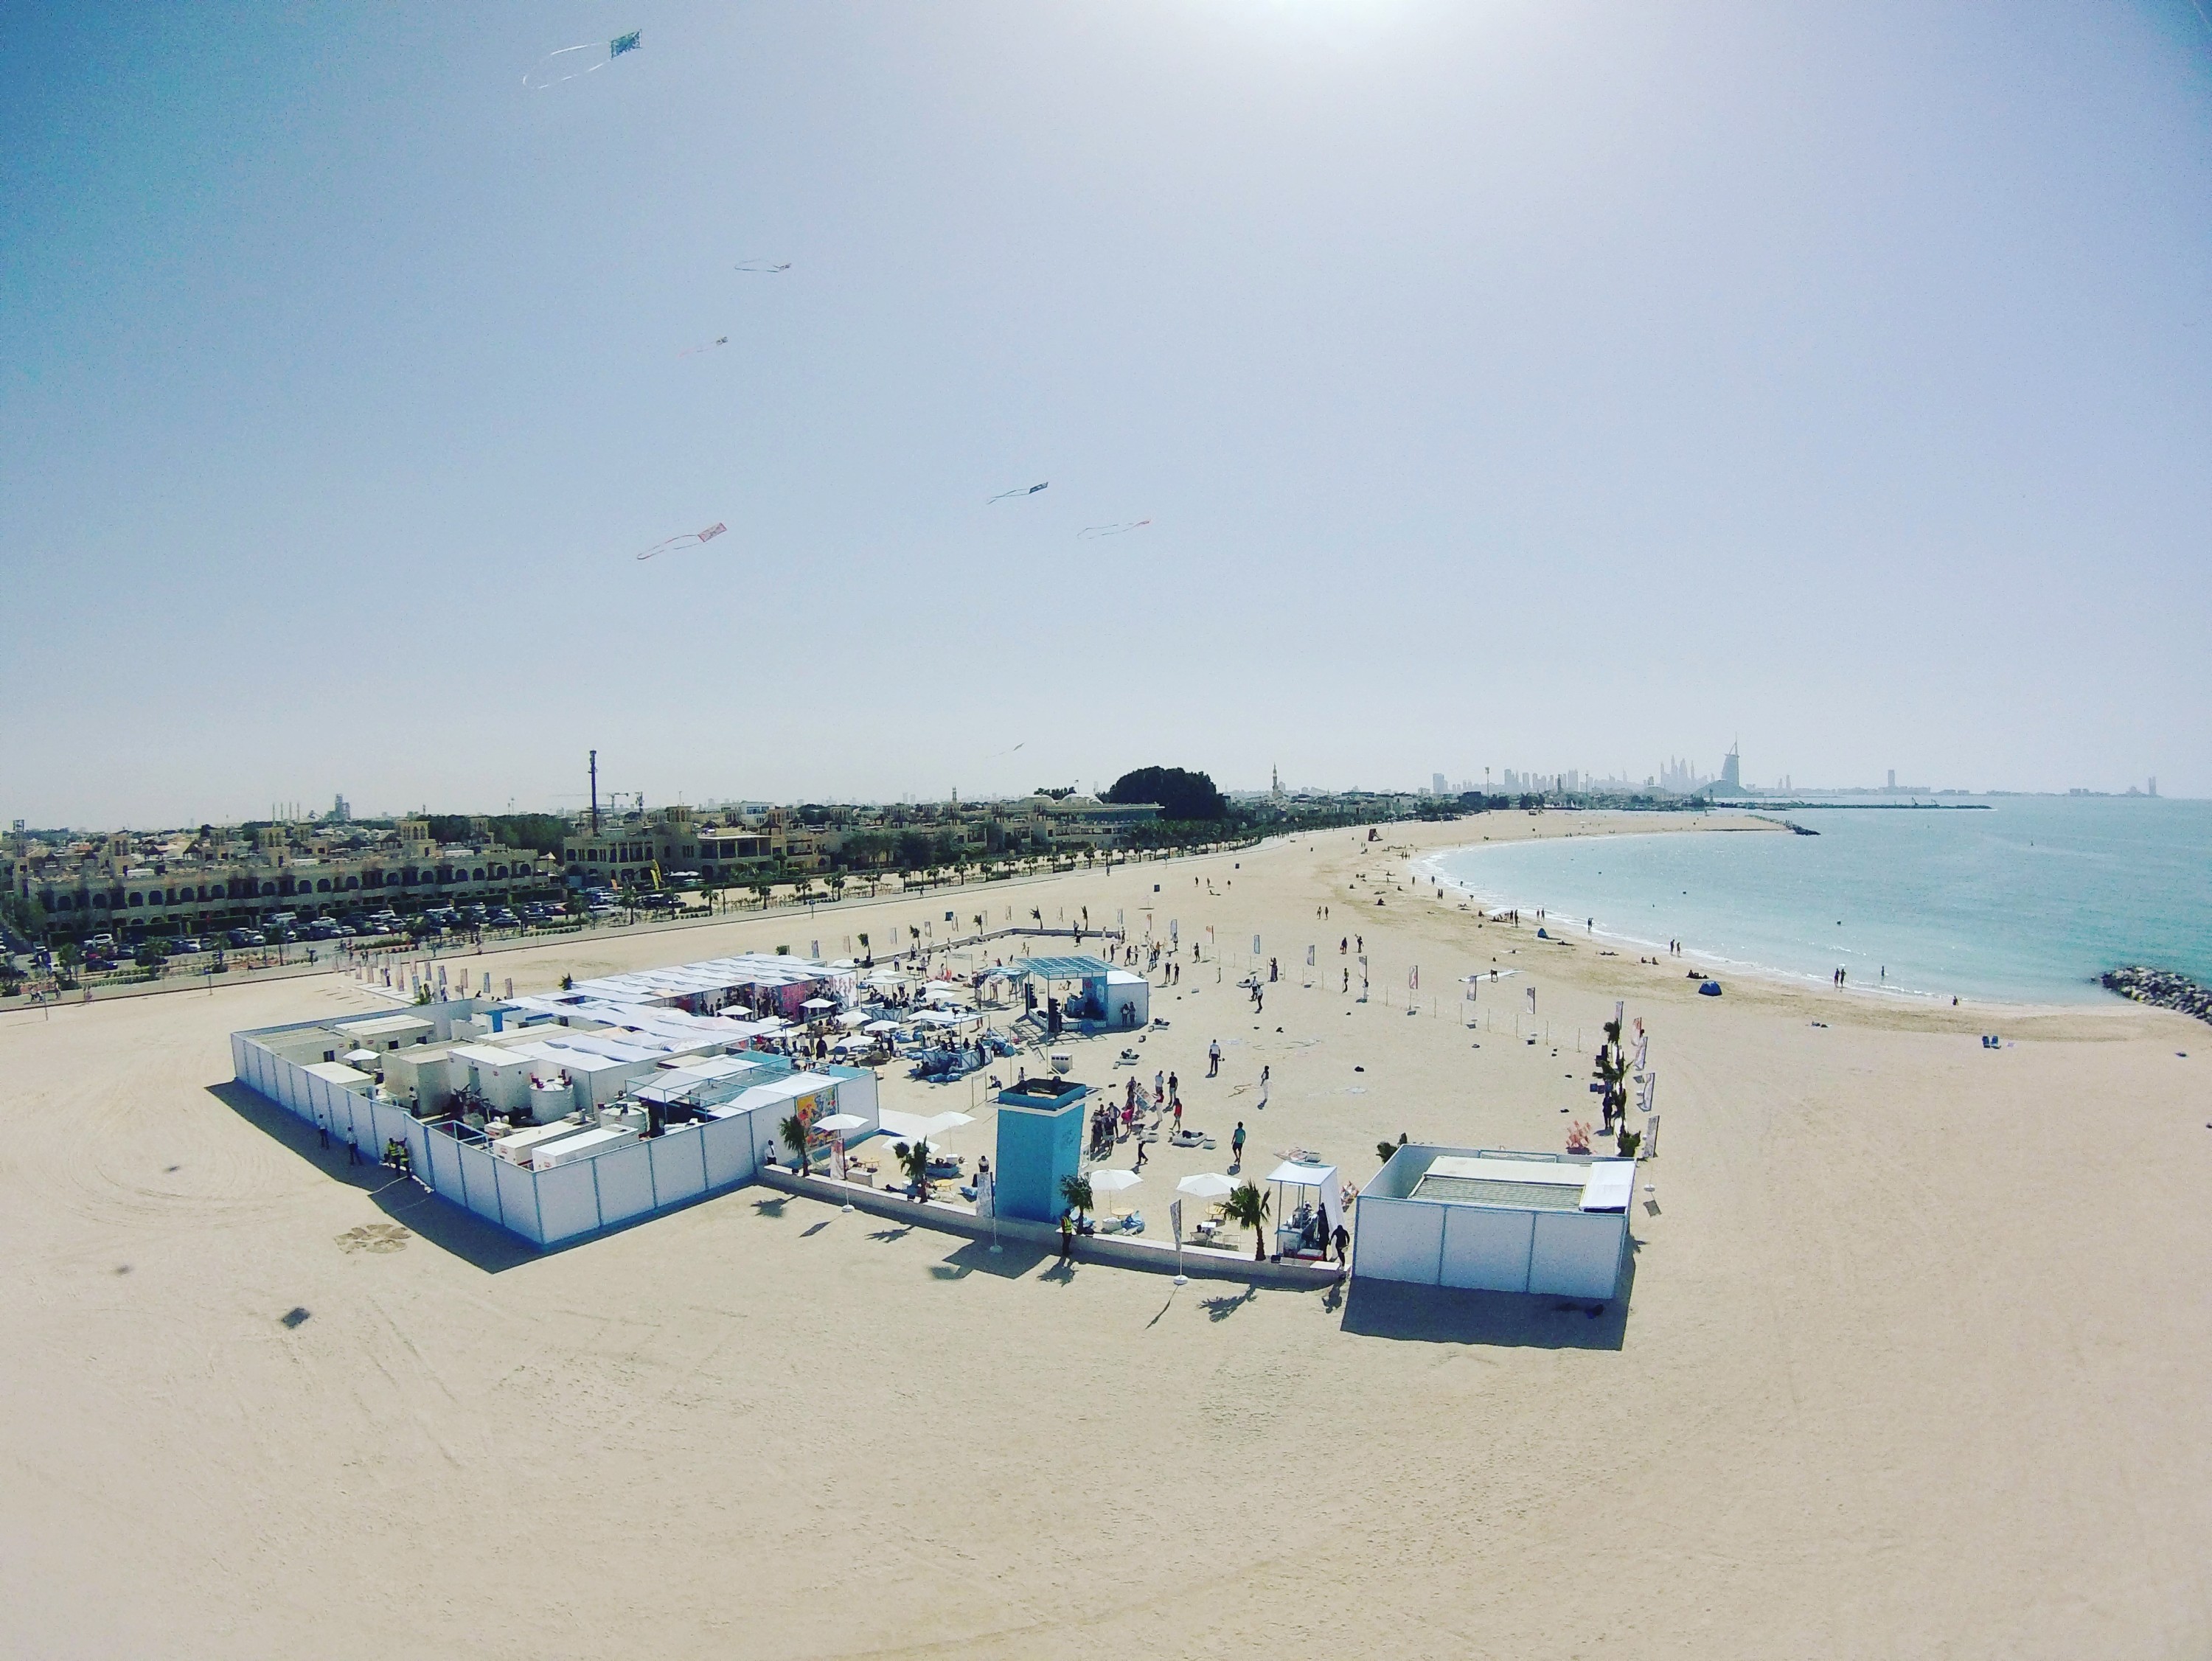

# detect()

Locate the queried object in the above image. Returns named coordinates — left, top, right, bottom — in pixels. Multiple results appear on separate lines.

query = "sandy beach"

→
left=4, top=810, right=2208, bottom=1658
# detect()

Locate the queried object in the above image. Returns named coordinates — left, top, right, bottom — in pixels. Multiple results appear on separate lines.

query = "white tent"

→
left=1265, top=1160, right=1344, bottom=1239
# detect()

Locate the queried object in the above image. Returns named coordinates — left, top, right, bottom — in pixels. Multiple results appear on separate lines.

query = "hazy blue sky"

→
left=4, top=1, right=2209, bottom=825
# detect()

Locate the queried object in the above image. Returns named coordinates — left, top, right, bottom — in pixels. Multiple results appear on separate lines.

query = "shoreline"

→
left=1412, top=828, right=2137, bottom=1019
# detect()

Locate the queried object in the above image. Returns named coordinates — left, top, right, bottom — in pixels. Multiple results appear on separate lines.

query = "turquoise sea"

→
left=1422, top=798, right=2212, bottom=1006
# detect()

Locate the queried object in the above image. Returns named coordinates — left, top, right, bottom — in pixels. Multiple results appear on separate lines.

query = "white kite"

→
left=636, top=523, right=727, bottom=562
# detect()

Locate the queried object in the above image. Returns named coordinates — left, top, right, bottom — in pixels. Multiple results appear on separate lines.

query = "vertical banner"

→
left=1306, top=944, right=1315, bottom=967
left=1526, top=986, right=1537, bottom=1016
left=1409, top=965, right=1419, bottom=991
left=1251, top=934, right=1261, bottom=956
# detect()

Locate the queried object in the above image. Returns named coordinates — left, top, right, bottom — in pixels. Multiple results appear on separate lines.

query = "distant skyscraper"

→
left=1431, top=773, right=1448, bottom=796
left=1887, top=769, right=1896, bottom=790
left=1719, top=744, right=1741, bottom=792
left=2149, top=776, right=2158, bottom=798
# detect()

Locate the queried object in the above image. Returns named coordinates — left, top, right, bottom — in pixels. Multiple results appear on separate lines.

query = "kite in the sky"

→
left=679, top=335, right=729, bottom=358
left=636, top=523, right=726, bottom=562
left=734, top=260, right=792, bottom=274
left=1077, top=518, right=1152, bottom=538
left=988, top=481, right=1049, bottom=504
left=524, top=30, right=642, bottom=89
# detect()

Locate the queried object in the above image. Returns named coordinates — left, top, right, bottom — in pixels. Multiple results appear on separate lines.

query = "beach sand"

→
left=3, top=812, right=2208, bottom=1658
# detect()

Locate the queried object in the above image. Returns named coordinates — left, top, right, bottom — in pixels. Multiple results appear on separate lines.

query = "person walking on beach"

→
left=1208, top=1040, right=1221, bottom=1077
left=1332, top=1221, right=1350, bottom=1265
left=1059, top=1211, right=1074, bottom=1264
left=1231, top=1121, right=1246, bottom=1167
left=1257, top=1067, right=1269, bottom=1112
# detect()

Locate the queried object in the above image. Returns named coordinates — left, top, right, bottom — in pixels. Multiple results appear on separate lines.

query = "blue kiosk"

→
left=992, top=1075, right=1090, bottom=1223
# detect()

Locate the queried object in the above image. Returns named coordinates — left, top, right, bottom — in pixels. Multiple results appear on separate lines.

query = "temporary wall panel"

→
left=493, top=1155, right=542, bottom=1244
left=455, top=1141, right=507, bottom=1225
left=701, top=1112, right=756, bottom=1189
left=592, top=1141, right=658, bottom=1226
left=649, top=1130, right=708, bottom=1208
left=1440, top=1205, right=1536, bottom=1294
left=1351, top=1197, right=1447, bottom=1285
left=536, top=1161, right=602, bottom=1244
left=426, top=1131, right=464, bottom=1196
left=1528, top=1211, right=1625, bottom=1300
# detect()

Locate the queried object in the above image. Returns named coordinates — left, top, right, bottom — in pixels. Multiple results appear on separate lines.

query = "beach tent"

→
left=1265, top=1160, right=1343, bottom=1253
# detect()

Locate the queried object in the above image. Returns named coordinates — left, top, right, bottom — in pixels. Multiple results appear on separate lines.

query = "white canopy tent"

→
left=1265, top=1159, right=1344, bottom=1250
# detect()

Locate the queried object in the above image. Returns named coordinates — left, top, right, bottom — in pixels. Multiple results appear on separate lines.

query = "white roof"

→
left=727, top=1072, right=841, bottom=1114
left=1428, top=1155, right=1579, bottom=1187
left=333, top=1014, right=434, bottom=1040
left=1579, top=1160, right=1637, bottom=1211
left=1265, top=1160, right=1337, bottom=1188
left=448, top=1042, right=526, bottom=1068
left=303, top=1061, right=372, bottom=1087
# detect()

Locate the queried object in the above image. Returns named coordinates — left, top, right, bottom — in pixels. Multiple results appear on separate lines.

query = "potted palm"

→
left=779, top=1111, right=811, bottom=1174
left=1222, top=1181, right=1272, bottom=1261
left=1058, top=1172, right=1093, bottom=1229
left=900, top=1138, right=934, bottom=1201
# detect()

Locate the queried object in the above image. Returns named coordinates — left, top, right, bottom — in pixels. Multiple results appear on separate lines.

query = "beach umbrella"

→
left=835, top=1010, right=870, bottom=1028
left=801, top=997, right=836, bottom=1011
left=342, top=1048, right=379, bottom=1065
left=864, top=1020, right=898, bottom=1034
left=813, top=1112, right=867, bottom=1135
left=1089, top=1168, right=1143, bottom=1194
left=1175, top=1172, right=1237, bottom=1199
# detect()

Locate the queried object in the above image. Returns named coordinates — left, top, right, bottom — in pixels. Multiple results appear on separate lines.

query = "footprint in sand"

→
left=335, top=1222, right=412, bottom=1255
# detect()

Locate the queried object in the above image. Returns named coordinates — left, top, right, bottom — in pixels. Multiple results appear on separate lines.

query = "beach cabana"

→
left=1265, top=1160, right=1343, bottom=1260
left=1352, top=1146, right=1634, bottom=1300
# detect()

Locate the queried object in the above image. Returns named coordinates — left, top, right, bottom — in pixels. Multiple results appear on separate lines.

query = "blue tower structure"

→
left=992, top=1076, right=1089, bottom=1223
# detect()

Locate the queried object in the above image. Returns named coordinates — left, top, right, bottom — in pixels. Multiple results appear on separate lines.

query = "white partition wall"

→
left=1349, top=1197, right=1448, bottom=1284
left=1352, top=1144, right=1633, bottom=1301
left=1529, top=1211, right=1626, bottom=1300
left=1440, top=1205, right=1537, bottom=1294
left=232, top=1016, right=776, bottom=1252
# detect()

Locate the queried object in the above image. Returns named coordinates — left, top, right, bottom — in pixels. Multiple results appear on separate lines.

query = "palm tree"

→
left=1058, top=1171, right=1093, bottom=1224
left=1222, top=1181, right=1272, bottom=1261
left=779, top=1111, right=811, bottom=1173
left=900, top=1137, right=933, bottom=1201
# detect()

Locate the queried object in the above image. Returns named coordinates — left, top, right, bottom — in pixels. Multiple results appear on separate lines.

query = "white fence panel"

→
left=536, top=1162, right=601, bottom=1244
left=427, top=1131, right=465, bottom=1196
left=454, top=1141, right=506, bottom=1225
left=1440, top=1206, right=1535, bottom=1293
left=649, top=1131, right=708, bottom=1208
left=592, top=1141, right=657, bottom=1227
left=701, top=1112, right=756, bottom=1190
left=1529, top=1211, right=1624, bottom=1300
left=1352, top=1197, right=1445, bottom=1285
left=494, top=1157, right=541, bottom=1244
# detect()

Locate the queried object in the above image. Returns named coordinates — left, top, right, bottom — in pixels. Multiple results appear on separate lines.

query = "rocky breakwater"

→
left=2101, top=967, right=2212, bottom=1025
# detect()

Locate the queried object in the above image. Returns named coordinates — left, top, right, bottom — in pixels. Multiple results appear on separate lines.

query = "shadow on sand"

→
left=929, top=1237, right=1047, bottom=1281
left=1338, top=1254, right=1635, bottom=1351
left=208, top=1081, right=543, bottom=1275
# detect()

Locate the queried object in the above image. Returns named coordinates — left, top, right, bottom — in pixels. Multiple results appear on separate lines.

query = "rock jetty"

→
left=2101, top=966, right=2212, bottom=1025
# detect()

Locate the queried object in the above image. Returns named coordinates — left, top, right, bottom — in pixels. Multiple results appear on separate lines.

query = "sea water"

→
left=1422, top=797, right=2212, bottom=1006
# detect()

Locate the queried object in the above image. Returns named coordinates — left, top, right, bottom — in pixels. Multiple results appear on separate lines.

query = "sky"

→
left=4, top=1, right=2210, bottom=826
